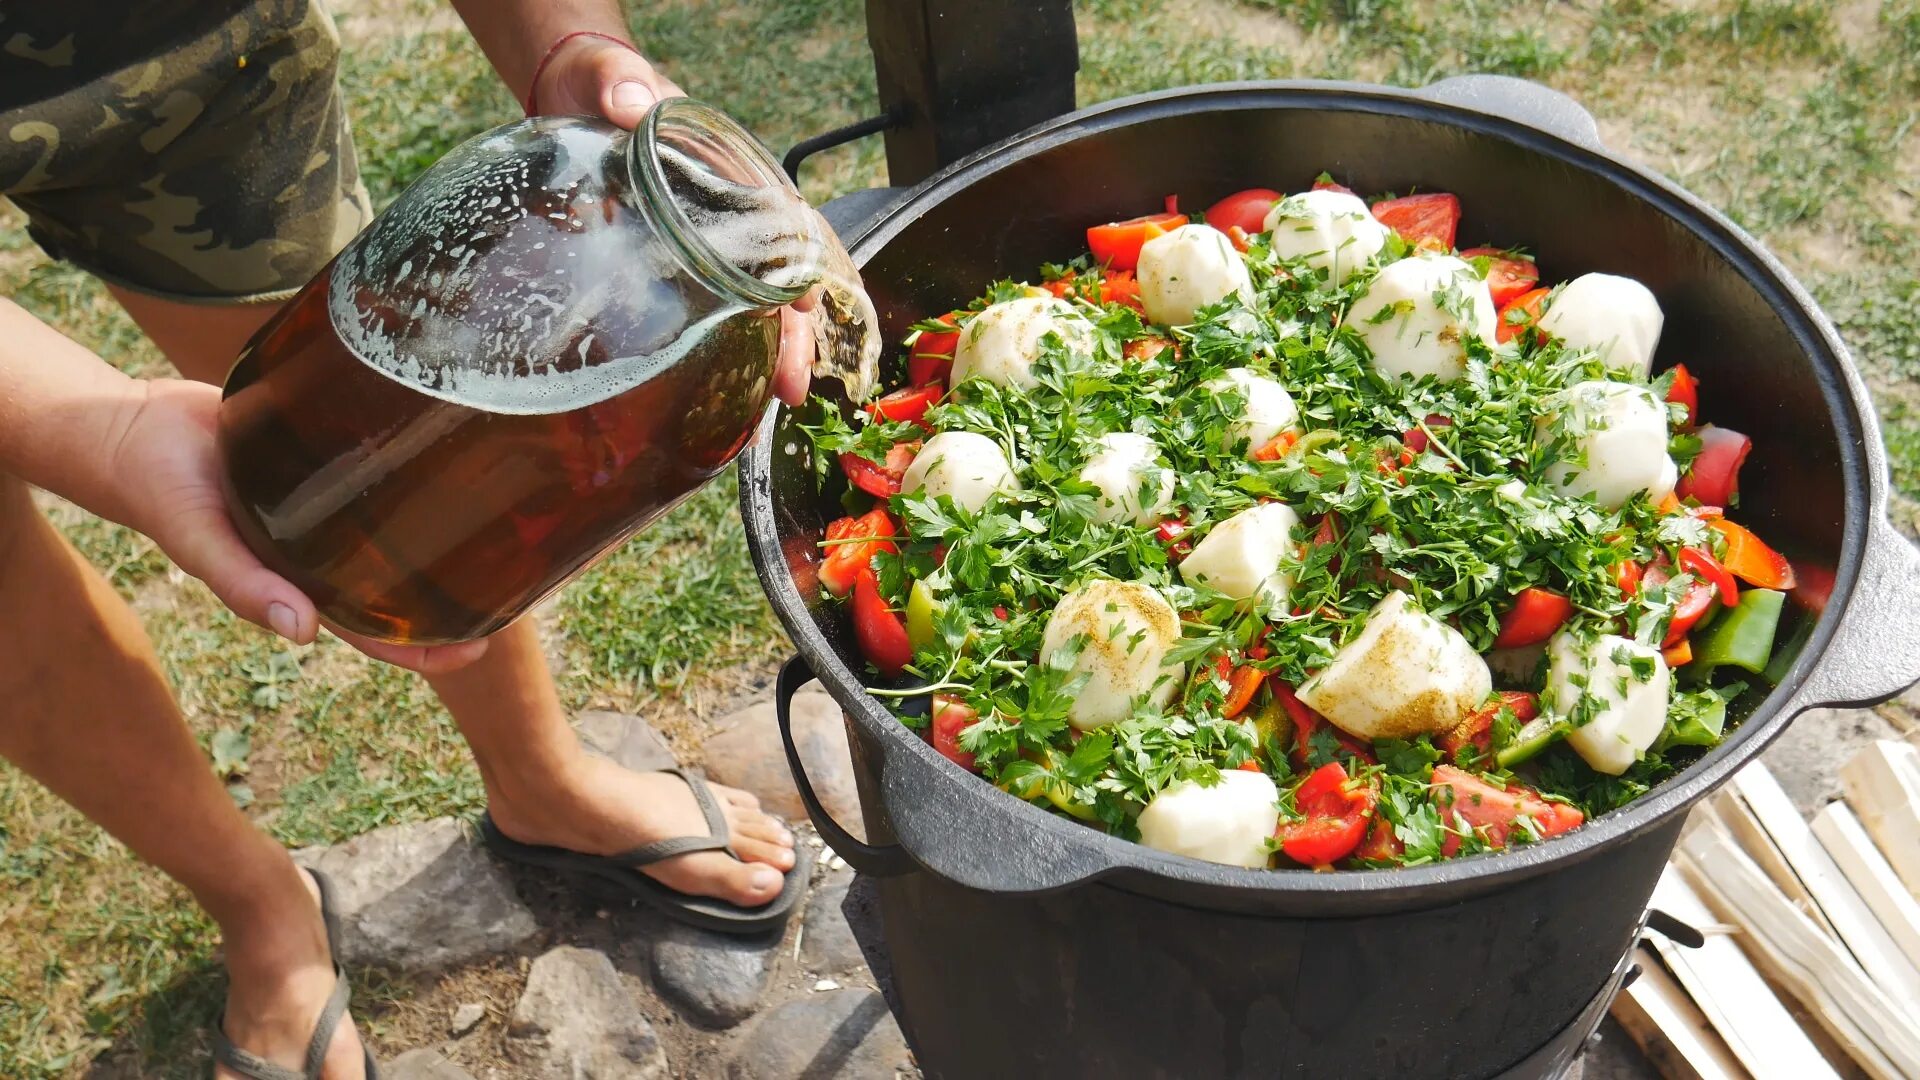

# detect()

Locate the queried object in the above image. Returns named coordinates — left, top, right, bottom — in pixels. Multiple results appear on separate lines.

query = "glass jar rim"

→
left=629, top=98, right=818, bottom=309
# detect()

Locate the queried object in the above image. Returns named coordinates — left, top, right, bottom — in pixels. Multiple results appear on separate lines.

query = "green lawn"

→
left=2, top=0, right=1916, bottom=1073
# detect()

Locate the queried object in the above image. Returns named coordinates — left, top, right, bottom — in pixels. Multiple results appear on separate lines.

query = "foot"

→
left=216, top=868, right=368, bottom=1080
left=489, top=755, right=799, bottom=908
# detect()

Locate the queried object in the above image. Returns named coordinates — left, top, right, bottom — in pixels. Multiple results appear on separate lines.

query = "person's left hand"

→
left=530, top=35, right=816, bottom=407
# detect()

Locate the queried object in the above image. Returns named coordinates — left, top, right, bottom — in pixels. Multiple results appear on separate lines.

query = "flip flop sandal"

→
left=211, top=868, right=379, bottom=1079
left=479, top=767, right=812, bottom=935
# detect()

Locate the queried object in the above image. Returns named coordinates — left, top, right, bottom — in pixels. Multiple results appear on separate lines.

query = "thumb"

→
left=160, top=499, right=319, bottom=645
left=553, top=38, right=683, bottom=130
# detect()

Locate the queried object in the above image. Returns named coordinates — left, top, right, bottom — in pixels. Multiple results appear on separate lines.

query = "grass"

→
left=1, top=0, right=1915, bottom=1073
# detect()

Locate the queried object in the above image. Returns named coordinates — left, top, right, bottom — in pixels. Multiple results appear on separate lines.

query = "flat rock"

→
left=1761, top=705, right=1900, bottom=813
left=294, top=818, right=537, bottom=972
left=702, top=682, right=862, bottom=831
left=450, top=1001, right=485, bottom=1036
left=801, top=873, right=864, bottom=975
left=509, top=945, right=667, bottom=1078
left=578, top=711, right=678, bottom=772
left=726, top=989, right=912, bottom=1079
left=649, top=920, right=782, bottom=1028
left=385, top=1049, right=476, bottom=1080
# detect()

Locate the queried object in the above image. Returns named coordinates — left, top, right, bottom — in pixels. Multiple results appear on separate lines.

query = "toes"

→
left=729, top=808, right=794, bottom=848
left=647, top=850, right=785, bottom=907
left=714, top=783, right=762, bottom=812
left=731, top=834, right=797, bottom=871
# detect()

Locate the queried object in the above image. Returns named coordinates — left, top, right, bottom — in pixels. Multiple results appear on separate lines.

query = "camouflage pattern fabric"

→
left=0, top=0, right=373, bottom=303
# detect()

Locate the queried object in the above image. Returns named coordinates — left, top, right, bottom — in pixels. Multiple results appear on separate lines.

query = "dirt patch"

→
left=1187, top=0, right=1308, bottom=54
left=322, top=0, right=464, bottom=45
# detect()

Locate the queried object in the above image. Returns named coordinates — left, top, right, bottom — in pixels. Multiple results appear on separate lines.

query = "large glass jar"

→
left=218, top=100, right=872, bottom=644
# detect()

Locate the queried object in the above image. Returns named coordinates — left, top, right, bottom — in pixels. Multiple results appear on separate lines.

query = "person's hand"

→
left=106, top=379, right=489, bottom=675
left=531, top=36, right=816, bottom=406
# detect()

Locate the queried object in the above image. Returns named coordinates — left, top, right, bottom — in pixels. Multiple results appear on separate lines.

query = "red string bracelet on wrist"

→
left=523, top=30, right=640, bottom=116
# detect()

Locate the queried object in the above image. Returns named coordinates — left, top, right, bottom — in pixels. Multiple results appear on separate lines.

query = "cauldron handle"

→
left=1789, top=514, right=1920, bottom=710
left=1414, top=74, right=1606, bottom=151
left=777, top=655, right=915, bottom=877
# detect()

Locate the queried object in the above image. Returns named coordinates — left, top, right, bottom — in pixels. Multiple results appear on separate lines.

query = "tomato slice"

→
left=1437, top=691, right=1540, bottom=764
left=866, top=385, right=943, bottom=429
left=1087, top=210, right=1188, bottom=272
left=1709, top=519, right=1796, bottom=590
left=1271, top=680, right=1373, bottom=768
left=1155, top=517, right=1194, bottom=561
left=930, top=694, right=980, bottom=771
left=1493, top=587, right=1574, bottom=649
left=1277, top=762, right=1378, bottom=867
left=1496, top=286, right=1550, bottom=344
left=1371, top=192, right=1462, bottom=250
left=851, top=567, right=913, bottom=677
left=1679, top=546, right=1739, bottom=607
left=1664, top=364, right=1701, bottom=428
left=1676, top=425, right=1752, bottom=508
left=1354, top=811, right=1405, bottom=861
left=838, top=441, right=919, bottom=499
left=1311, top=175, right=1356, bottom=196
left=818, top=508, right=898, bottom=597
left=1459, top=247, right=1540, bottom=307
left=908, top=313, right=962, bottom=387
left=1204, top=187, right=1282, bottom=235
left=1613, top=559, right=1644, bottom=598
left=1646, top=562, right=1718, bottom=648
left=1123, top=334, right=1176, bottom=363
left=1432, top=765, right=1584, bottom=856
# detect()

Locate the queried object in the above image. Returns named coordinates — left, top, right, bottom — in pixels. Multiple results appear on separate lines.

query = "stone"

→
left=449, top=1002, right=485, bottom=1036
left=1761, top=705, right=1900, bottom=813
left=385, top=1049, right=477, bottom=1080
left=649, top=920, right=782, bottom=1028
left=800, top=874, right=865, bottom=975
left=726, top=989, right=912, bottom=1079
left=577, top=711, right=679, bottom=772
left=509, top=945, right=667, bottom=1079
left=702, top=682, right=862, bottom=830
left=294, top=818, right=538, bottom=972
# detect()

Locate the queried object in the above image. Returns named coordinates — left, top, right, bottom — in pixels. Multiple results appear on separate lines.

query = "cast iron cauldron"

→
left=740, top=76, right=1920, bottom=1078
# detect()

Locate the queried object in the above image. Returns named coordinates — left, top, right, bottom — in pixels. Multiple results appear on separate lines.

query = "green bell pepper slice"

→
left=1689, top=588, right=1785, bottom=680
left=906, top=579, right=939, bottom=652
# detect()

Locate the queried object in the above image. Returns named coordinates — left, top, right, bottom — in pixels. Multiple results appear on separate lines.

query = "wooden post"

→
left=865, top=0, right=1078, bottom=185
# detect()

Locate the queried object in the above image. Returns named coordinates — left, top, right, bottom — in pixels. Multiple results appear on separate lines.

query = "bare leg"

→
left=113, top=288, right=797, bottom=905
left=0, top=471, right=365, bottom=1078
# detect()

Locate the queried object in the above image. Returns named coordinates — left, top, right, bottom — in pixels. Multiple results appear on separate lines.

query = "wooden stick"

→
left=1678, top=817, right=1920, bottom=1079
left=1841, top=741, right=1920, bottom=904
left=1727, top=764, right=1920, bottom=1018
left=1812, top=802, right=1920, bottom=976
left=1611, top=943, right=1752, bottom=1080
left=1649, top=861, right=1838, bottom=1079
left=1709, top=789, right=1839, bottom=938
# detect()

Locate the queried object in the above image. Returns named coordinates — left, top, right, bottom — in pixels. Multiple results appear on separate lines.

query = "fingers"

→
left=328, top=626, right=492, bottom=675
left=773, top=303, right=816, bottom=407
left=159, top=498, right=319, bottom=646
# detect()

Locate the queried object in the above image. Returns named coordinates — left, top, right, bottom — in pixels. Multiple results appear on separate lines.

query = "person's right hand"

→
left=107, top=378, right=489, bottom=675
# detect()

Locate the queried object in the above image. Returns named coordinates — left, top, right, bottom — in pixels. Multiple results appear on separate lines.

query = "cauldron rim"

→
left=741, top=77, right=1915, bottom=913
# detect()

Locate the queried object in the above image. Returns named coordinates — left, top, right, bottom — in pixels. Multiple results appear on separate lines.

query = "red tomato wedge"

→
left=1679, top=546, right=1740, bottom=606
left=1613, top=559, right=1644, bottom=597
left=1459, top=248, right=1540, bottom=307
left=1155, top=518, right=1194, bottom=561
left=1271, top=680, right=1373, bottom=768
left=1710, top=519, right=1797, bottom=590
left=1370, top=192, right=1462, bottom=250
left=1664, top=364, right=1700, bottom=428
left=1789, top=560, right=1834, bottom=613
left=838, top=441, right=918, bottom=499
left=1432, top=766, right=1584, bottom=856
left=851, top=567, right=913, bottom=677
left=866, top=385, right=943, bottom=428
left=1087, top=210, right=1188, bottom=272
left=1277, top=762, right=1377, bottom=867
left=1644, top=561, right=1718, bottom=648
left=930, top=694, right=980, bottom=771
left=1355, top=812, right=1405, bottom=861
left=1676, top=425, right=1752, bottom=508
left=1205, top=187, right=1282, bottom=235
left=1493, top=587, right=1575, bottom=649
left=908, top=313, right=962, bottom=387
left=1496, top=287, right=1550, bottom=344
left=1123, top=334, right=1176, bottom=363
left=1438, top=691, right=1540, bottom=764
left=818, top=509, right=898, bottom=597
left=1042, top=269, right=1146, bottom=312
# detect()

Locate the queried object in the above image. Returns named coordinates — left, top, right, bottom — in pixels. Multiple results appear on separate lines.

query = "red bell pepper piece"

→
left=1495, top=286, right=1550, bottom=344
left=838, top=441, right=919, bottom=499
left=1676, top=425, right=1751, bottom=508
left=866, top=385, right=943, bottom=429
left=1311, top=175, right=1356, bottom=196
left=1664, top=364, right=1700, bottom=428
left=1221, top=665, right=1266, bottom=719
left=1493, top=587, right=1575, bottom=649
left=1679, top=546, right=1739, bottom=607
left=1156, top=517, right=1194, bottom=561
left=1087, top=209, right=1188, bottom=272
left=1432, top=765, right=1584, bottom=856
left=930, top=694, right=980, bottom=771
left=1252, top=430, right=1300, bottom=461
left=851, top=567, right=913, bottom=677
left=1277, top=762, right=1378, bottom=867
left=1204, top=188, right=1282, bottom=235
left=907, top=313, right=962, bottom=387
left=1789, top=560, right=1834, bottom=613
left=1271, top=680, right=1373, bottom=768
left=1709, top=519, right=1797, bottom=590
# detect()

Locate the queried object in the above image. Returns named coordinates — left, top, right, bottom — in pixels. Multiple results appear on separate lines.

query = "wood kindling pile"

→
left=1610, top=742, right=1920, bottom=1079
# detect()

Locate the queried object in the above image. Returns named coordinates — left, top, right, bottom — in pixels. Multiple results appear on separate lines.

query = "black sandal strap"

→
left=607, top=768, right=739, bottom=867
left=307, top=867, right=344, bottom=969
left=212, top=964, right=353, bottom=1080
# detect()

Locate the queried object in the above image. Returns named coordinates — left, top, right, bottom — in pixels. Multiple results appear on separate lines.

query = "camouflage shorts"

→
left=0, top=0, right=374, bottom=303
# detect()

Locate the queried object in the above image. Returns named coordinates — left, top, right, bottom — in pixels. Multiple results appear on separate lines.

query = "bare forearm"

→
left=0, top=298, right=147, bottom=523
left=448, top=0, right=637, bottom=102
